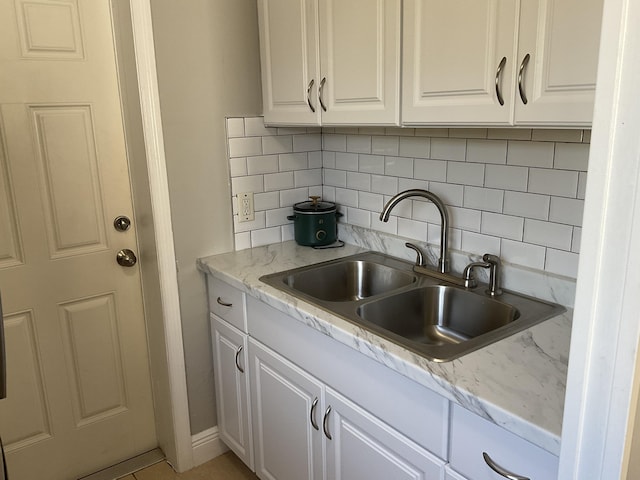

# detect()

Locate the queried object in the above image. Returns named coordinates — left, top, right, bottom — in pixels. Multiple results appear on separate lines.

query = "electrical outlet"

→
left=238, top=192, right=255, bottom=222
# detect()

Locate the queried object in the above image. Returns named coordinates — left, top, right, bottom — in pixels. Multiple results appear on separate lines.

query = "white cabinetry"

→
left=402, top=0, right=602, bottom=126
left=257, top=0, right=401, bottom=126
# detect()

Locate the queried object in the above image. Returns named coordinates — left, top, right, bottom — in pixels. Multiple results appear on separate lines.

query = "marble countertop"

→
left=198, top=240, right=571, bottom=456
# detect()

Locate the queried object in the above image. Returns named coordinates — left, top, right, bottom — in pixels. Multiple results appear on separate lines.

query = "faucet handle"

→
left=405, top=243, right=426, bottom=267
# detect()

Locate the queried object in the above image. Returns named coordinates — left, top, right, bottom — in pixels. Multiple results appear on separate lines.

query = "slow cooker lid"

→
left=293, top=196, right=336, bottom=213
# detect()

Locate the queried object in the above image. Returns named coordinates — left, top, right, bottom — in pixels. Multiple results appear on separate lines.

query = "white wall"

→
left=149, top=0, right=262, bottom=434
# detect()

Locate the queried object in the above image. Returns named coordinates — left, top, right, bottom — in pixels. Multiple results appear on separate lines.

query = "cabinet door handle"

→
left=318, top=77, right=327, bottom=112
left=307, top=79, right=316, bottom=113
left=235, top=345, right=245, bottom=373
left=216, top=297, right=233, bottom=308
left=495, top=56, right=507, bottom=106
left=322, top=405, right=332, bottom=439
left=310, top=397, right=319, bottom=430
left=482, top=452, right=530, bottom=480
left=518, top=53, right=531, bottom=105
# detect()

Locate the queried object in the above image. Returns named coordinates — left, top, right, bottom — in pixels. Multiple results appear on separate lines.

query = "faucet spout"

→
left=379, top=189, right=450, bottom=273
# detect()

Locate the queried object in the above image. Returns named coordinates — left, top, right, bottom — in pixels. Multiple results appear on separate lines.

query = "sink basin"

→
left=259, top=251, right=565, bottom=361
left=357, top=286, right=519, bottom=346
left=282, top=259, right=415, bottom=302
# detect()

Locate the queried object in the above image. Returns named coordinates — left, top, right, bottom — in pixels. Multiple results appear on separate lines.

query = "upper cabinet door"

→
left=402, top=0, right=518, bottom=125
left=514, top=0, right=604, bottom=126
left=258, top=0, right=321, bottom=125
left=318, top=0, right=401, bottom=125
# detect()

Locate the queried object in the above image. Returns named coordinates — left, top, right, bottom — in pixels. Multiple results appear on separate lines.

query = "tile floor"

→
left=119, top=452, right=258, bottom=480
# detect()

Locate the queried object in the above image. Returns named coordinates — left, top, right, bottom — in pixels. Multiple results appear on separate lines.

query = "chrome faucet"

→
left=380, top=189, right=449, bottom=273
left=463, top=253, right=503, bottom=296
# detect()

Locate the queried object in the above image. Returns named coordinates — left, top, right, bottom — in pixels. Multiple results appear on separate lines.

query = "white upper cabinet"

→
left=515, top=0, right=603, bottom=126
left=402, top=0, right=518, bottom=125
left=402, top=0, right=603, bottom=126
left=258, top=0, right=401, bottom=126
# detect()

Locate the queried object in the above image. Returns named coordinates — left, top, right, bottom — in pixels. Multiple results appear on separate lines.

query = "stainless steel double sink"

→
left=260, top=251, right=565, bottom=362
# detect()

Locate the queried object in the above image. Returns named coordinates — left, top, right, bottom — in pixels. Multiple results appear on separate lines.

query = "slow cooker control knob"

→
left=316, top=230, right=327, bottom=241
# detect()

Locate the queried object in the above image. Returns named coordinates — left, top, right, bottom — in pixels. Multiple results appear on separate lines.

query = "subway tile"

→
left=280, top=188, right=308, bottom=208
left=503, top=191, right=550, bottom=220
left=412, top=200, right=441, bottom=224
left=481, top=212, right=524, bottom=241
left=554, top=143, right=590, bottom=171
left=532, top=129, right=583, bottom=143
left=383, top=193, right=412, bottom=218
left=347, top=171, right=371, bottom=191
left=335, top=188, right=358, bottom=208
left=294, top=169, right=322, bottom=188
left=323, top=151, right=336, bottom=168
left=264, top=171, right=294, bottom=191
left=549, top=197, right=585, bottom=226
left=415, top=128, right=449, bottom=137
left=414, top=158, right=447, bottom=182
left=262, top=135, right=293, bottom=155
left=266, top=207, right=292, bottom=227
left=428, top=225, right=462, bottom=251
left=501, top=239, right=546, bottom=270
left=346, top=207, right=371, bottom=228
left=528, top=168, right=579, bottom=198
left=371, top=212, right=398, bottom=235
left=277, top=127, right=306, bottom=135
left=309, top=185, right=323, bottom=198
left=245, top=117, right=277, bottom=136
left=385, top=156, right=414, bottom=177
left=229, top=157, right=247, bottom=177
left=487, top=128, right=532, bottom=141
left=359, top=154, right=385, bottom=174
left=247, top=155, right=279, bottom=175
left=572, top=227, right=582, bottom=253
left=449, top=206, right=482, bottom=232
left=431, top=138, right=466, bottom=161
left=323, top=134, right=347, bottom=151
left=358, top=191, right=384, bottom=212
left=228, top=137, right=262, bottom=158
left=398, top=218, right=429, bottom=242
left=335, top=152, right=359, bottom=171
left=281, top=223, right=295, bottom=242
left=507, top=141, right=554, bottom=168
left=251, top=227, right=282, bottom=247
left=463, top=186, right=504, bottom=213
left=466, top=139, right=507, bottom=164
left=399, top=137, right=431, bottom=158
left=359, top=126, right=386, bottom=135
left=234, top=211, right=266, bottom=233
left=449, top=128, right=487, bottom=139
left=231, top=175, right=264, bottom=195
left=461, top=231, right=501, bottom=256
left=428, top=182, right=464, bottom=207
left=330, top=127, right=357, bottom=134
left=371, top=175, right=398, bottom=195
left=386, top=127, right=415, bottom=136
left=578, top=172, right=588, bottom=199
left=524, top=219, right=573, bottom=250
left=254, top=191, right=279, bottom=210
left=226, top=117, right=245, bottom=138
left=446, top=162, right=485, bottom=186
left=323, top=169, right=347, bottom=188
left=322, top=186, right=336, bottom=202
left=372, top=136, right=400, bottom=155
left=485, top=164, right=529, bottom=191
left=347, top=135, right=372, bottom=154
left=545, top=248, right=580, bottom=278
left=309, top=151, right=323, bottom=168
left=293, top=134, right=322, bottom=152
left=398, top=178, right=428, bottom=192
left=234, top=232, right=251, bottom=251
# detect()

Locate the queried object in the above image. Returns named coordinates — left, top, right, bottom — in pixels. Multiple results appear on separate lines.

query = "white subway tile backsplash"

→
left=466, top=139, right=507, bottom=164
left=428, top=182, right=464, bottom=207
left=229, top=157, right=247, bottom=177
left=347, top=135, right=372, bottom=154
left=385, top=156, right=414, bottom=178
left=398, top=178, right=428, bottom=192
left=549, top=197, right=585, bottom=226
left=293, top=134, right=322, bottom=152
left=449, top=128, right=487, bottom=139
left=485, top=164, right=529, bottom=191
left=398, top=218, right=429, bottom=242
left=487, top=129, right=532, bottom=141
left=322, top=151, right=336, bottom=168
left=226, top=117, right=245, bottom=138
left=507, top=141, right=554, bottom=168
left=503, top=191, right=550, bottom=220
left=254, top=191, right=280, bottom=211
left=234, top=211, right=266, bottom=233
left=231, top=175, right=264, bottom=195
left=309, top=151, right=323, bottom=168
left=572, top=227, right=582, bottom=253
left=335, top=188, right=358, bottom=208
left=528, top=168, right=579, bottom=198
left=431, top=137, right=466, bottom=161
left=347, top=171, right=371, bottom=191
left=346, top=207, right=371, bottom=228
left=545, top=248, right=580, bottom=278
left=501, top=239, right=546, bottom=270
left=281, top=224, right=295, bottom=242
left=294, top=169, right=322, bottom=187
left=336, top=152, right=359, bottom=171
left=278, top=153, right=308, bottom=171
left=463, top=186, right=504, bottom=213
left=371, top=175, right=398, bottom=195
left=524, top=219, right=573, bottom=250
left=554, top=143, right=590, bottom=171
left=371, top=212, right=398, bottom=235
left=412, top=200, right=441, bottom=224
left=262, top=135, right=293, bottom=155
left=578, top=172, right=588, bottom=199
left=428, top=225, right=462, bottom=250
left=359, top=154, right=385, bottom=174
left=399, top=136, right=430, bottom=158
left=414, top=128, right=448, bottom=137
left=266, top=207, right=292, bottom=227
left=264, top=171, right=294, bottom=191
left=324, top=169, right=347, bottom=187
left=449, top=206, right=482, bottom=232
left=531, top=129, right=583, bottom=143
left=446, top=162, right=485, bottom=186
left=235, top=232, right=251, bottom=250
left=358, top=126, right=386, bottom=135
left=247, top=155, right=279, bottom=175
left=461, top=231, right=501, bottom=256
left=323, top=134, right=347, bottom=151
left=481, top=212, right=524, bottom=241
left=359, top=191, right=384, bottom=212
left=229, top=137, right=262, bottom=158
left=372, top=135, right=400, bottom=155
left=245, top=117, right=276, bottom=136
left=414, top=158, right=447, bottom=182
left=251, top=227, right=282, bottom=247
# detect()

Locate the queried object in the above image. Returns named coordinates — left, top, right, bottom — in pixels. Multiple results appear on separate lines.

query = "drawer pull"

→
left=235, top=346, right=245, bottom=373
left=483, top=452, right=530, bottom=480
left=307, top=79, right=316, bottom=112
left=495, top=56, right=507, bottom=106
left=518, top=53, right=530, bottom=105
left=310, top=397, right=319, bottom=430
left=318, top=77, right=327, bottom=112
left=216, top=297, right=233, bottom=307
left=322, top=406, right=332, bottom=440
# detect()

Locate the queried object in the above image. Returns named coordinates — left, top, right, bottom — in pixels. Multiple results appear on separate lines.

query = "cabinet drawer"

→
left=208, top=276, right=246, bottom=332
left=449, top=404, right=558, bottom=480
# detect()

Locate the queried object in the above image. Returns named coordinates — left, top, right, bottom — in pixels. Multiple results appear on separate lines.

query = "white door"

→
left=0, top=1, right=157, bottom=479
left=249, top=339, right=323, bottom=480
left=318, top=0, right=401, bottom=125
left=402, top=0, right=518, bottom=126
left=515, top=0, right=603, bottom=126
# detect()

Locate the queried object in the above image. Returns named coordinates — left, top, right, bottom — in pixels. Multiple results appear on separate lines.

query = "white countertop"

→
left=198, top=240, right=571, bottom=456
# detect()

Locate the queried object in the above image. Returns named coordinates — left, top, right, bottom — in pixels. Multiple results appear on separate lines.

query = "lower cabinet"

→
left=248, top=338, right=445, bottom=480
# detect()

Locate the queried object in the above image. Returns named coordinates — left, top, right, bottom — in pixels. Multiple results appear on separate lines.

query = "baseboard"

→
left=191, top=426, right=229, bottom=467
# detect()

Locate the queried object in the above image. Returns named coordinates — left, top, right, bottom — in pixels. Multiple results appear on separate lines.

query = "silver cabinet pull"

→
left=322, top=405, right=332, bottom=439
left=310, top=397, right=319, bottom=430
left=307, top=79, right=316, bottom=112
left=318, top=77, right=327, bottom=112
left=235, top=345, right=244, bottom=373
left=518, top=53, right=530, bottom=105
left=495, top=56, right=507, bottom=106
left=216, top=297, right=232, bottom=307
left=483, top=452, right=530, bottom=480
